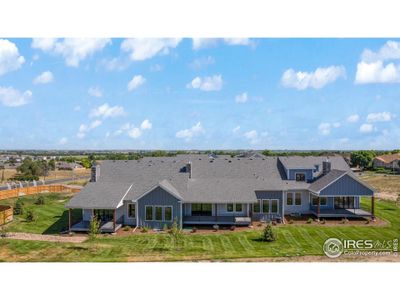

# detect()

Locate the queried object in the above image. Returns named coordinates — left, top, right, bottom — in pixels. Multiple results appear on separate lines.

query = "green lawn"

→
left=0, top=194, right=399, bottom=262
left=0, top=193, right=81, bottom=234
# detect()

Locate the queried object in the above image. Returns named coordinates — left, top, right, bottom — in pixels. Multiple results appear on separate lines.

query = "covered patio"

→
left=68, top=208, right=122, bottom=233
left=183, top=215, right=251, bottom=225
left=310, top=207, right=372, bottom=218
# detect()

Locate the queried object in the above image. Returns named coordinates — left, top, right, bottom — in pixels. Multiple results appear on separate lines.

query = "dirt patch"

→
left=376, top=192, right=398, bottom=201
left=3, top=232, right=87, bottom=243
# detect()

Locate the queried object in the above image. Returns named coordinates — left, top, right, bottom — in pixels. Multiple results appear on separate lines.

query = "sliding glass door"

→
left=93, top=209, right=114, bottom=222
left=191, top=203, right=212, bottom=216
left=334, top=197, right=355, bottom=209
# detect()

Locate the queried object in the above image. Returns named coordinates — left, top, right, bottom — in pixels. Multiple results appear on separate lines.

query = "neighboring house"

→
left=236, top=151, right=266, bottom=159
left=372, top=153, right=400, bottom=171
left=66, top=155, right=375, bottom=232
left=57, top=162, right=84, bottom=171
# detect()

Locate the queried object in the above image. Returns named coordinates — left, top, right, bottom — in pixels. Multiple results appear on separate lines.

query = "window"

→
left=164, top=207, right=172, bottom=221
left=295, top=173, right=306, bottom=181
left=253, top=201, right=260, bottom=213
left=271, top=200, right=278, bottom=213
left=191, top=203, right=212, bottom=216
left=235, top=203, right=243, bottom=212
left=227, top=204, right=234, bottom=212
left=287, top=193, right=293, bottom=205
left=295, top=192, right=302, bottom=205
left=145, top=206, right=153, bottom=221
left=155, top=206, right=162, bottom=221
left=262, top=200, right=270, bottom=213
left=128, top=204, right=136, bottom=218
left=312, top=196, right=327, bottom=206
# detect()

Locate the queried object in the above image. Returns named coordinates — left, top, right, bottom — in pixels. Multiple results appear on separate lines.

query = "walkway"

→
left=2, top=232, right=87, bottom=243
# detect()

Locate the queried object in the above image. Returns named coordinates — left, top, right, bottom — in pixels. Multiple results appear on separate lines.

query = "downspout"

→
left=281, top=191, right=285, bottom=224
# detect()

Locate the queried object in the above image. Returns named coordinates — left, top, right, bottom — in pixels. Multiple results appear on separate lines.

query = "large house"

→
left=66, top=155, right=375, bottom=232
left=372, top=153, right=400, bottom=171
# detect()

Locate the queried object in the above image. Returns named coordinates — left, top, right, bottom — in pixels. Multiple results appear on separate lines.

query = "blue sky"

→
left=0, top=38, right=399, bottom=150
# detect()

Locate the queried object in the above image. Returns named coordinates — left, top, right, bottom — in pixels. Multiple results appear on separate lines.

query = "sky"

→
left=0, top=38, right=399, bottom=150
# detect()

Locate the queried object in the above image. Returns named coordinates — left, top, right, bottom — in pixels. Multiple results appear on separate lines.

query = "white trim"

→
left=310, top=194, right=328, bottom=206
left=144, top=205, right=174, bottom=222
left=154, top=206, right=163, bottom=221
left=286, top=192, right=302, bottom=206
left=225, top=203, right=244, bottom=213
left=261, top=199, right=280, bottom=214
left=116, top=183, right=133, bottom=208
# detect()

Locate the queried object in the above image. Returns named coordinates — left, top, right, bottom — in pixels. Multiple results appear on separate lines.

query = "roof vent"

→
left=228, top=160, right=232, bottom=163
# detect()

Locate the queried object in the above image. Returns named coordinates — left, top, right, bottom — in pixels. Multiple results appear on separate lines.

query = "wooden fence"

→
left=0, top=205, right=13, bottom=225
left=0, top=185, right=82, bottom=201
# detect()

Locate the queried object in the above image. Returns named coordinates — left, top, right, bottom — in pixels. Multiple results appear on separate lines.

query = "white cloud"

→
left=0, top=87, right=32, bottom=107
left=232, top=126, right=241, bottom=133
left=150, top=64, right=163, bottom=72
left=366, top=112, right=394, bottom=123
left=235, top=92, right=248, bottom=103
left=121, top=38, right=181, bottom=61
left=0, top=39, right=25, bottom=76
left=176, top=122, right=205, bottom=141
left=33, top=71, right=54, bottom=84
left=192, top=38, right=255, bottom=50
left=189, top=56, right=215, bottom=70
left=58, top=137, right=68, bottom=145
left=100, top=57, right=130, bottom=71
left=333, top=122, right=341, bottom=128
left=140, top=119, right=152, bottom=130
left=244, top=130, right=260, bottom=144
left=355, top=61, right=400, bottom=84
left=281, top=66, right=346, bottom=90
left=32, top=38, right=111, bottom=67
left=360, top=123, right=374, bottom=133
left=89, top=103, right=125, bottom=119
left=115, top=119, right=152, bottom=139
left=361, top=41, right=400, bottom=63
left=347, top=114, right=360, bottom=123
left=127, top=75, right=146, bottom=91
left=88, top=86, right=103, bottom=97
left=187, top=75, right=223, bottom=91
left=355, top=41, right=400, bottom=84
left=77, top=120, right=102, bottom=139
left=318, top=123, right=331, bottom=135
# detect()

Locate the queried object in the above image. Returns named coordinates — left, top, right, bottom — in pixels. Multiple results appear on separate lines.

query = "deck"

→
left=310, top=208, right=372, bottom=218
left=70, top=221, right=122, bottom=233
left=183, top=216, right=251, bottom=225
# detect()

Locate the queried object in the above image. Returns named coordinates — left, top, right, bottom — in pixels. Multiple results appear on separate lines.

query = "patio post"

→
left=371, top=195, right=375, bottom=221
left=317, top=198, right=320, bottom=221
left=215, top=204, right=218, bottom=222
left=68, top=209, right=71, bottom=232
left=113, top=209, right=116, bottom=231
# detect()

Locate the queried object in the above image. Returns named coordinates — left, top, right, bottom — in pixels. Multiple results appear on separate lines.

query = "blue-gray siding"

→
left=136, top=186, right=182, bottom=228
left=252, top=191, right=283, bottom=220
left=319, top=174, right=374, bottom=196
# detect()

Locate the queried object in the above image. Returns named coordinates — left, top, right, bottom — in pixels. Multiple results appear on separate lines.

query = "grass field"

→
left=360, top=172, right=400, bottom=200
left=0, top=168, right=90, bottom=184
left=0, top=193, right=399, bottom=262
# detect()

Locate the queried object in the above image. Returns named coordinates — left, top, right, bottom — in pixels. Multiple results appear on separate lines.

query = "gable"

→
left=136, top=186, right=182, bottom=205
left=319, top=174, right=374, bottom=196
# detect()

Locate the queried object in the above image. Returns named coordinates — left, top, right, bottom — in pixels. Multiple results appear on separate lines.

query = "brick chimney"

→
left=322, top=159, right=331, bottom=175
left=91, top=164, right=100, bottom=182
left=186, top=161, right=192, bottom=179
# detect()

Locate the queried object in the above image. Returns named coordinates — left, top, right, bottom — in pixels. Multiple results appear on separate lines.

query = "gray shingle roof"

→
left=308, top=169, right=348, bottom=193
left=66, top=181, right=132, bottom=209
left=67, top=154, right=354, bottom=208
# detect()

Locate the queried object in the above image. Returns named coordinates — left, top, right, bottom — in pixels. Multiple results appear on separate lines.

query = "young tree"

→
left=89, top=215, right=101, bottom=239
left=350, top=151, right=375, bottom=169
left=261, top=222, right=277, bottom=242
left=169, top=218, right=183, bottom=249
left=48, top=159, right=56, bottom=171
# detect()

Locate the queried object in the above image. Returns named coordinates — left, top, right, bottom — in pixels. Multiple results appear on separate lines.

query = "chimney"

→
left=322, top=159, right=331, bottom=175
left=91, top=164, right=100, bottom=182
left=186, top=161, right=192, bottom=179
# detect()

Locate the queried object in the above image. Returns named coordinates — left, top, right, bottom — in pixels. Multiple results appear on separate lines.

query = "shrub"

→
left=25, top=210, right=37, bottom=222
left=191, top=226, right=197, bottom=233
left=122, top=226, right=131, bottom=231
left=0, top=226, right=8, bottom=238
left=288, top=219, right=294, bottom=224
left=307, top=218, right=313, bottom=224
left=272, top=221, right=277, bottom=226
left=13, top=201, right=24, bottom=215
left=321, top=219, right=326, bottom=224
left=35, top=196, right=45, bottom=205
left=213, top=224, right=219, bottom=231
left=89, top=215, right=100, bottom=238
left=163, top=224, right=169, bottom=231
left=230, top=225, right=236, bottom=231
left=365, top=219, right=370, bottom=224
left=169, top=218, right=183, bottom=248
left=141, top=226, right=149, bottom=233
left=261, top=223, right=277, bottom=242
left=341, top=218, right=349, bottom=224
